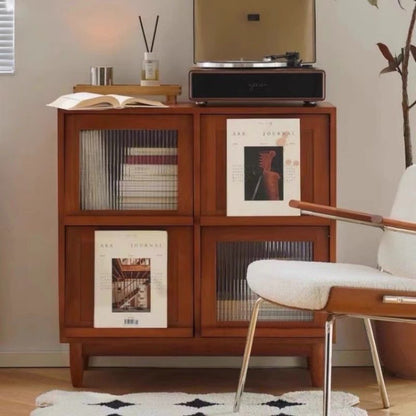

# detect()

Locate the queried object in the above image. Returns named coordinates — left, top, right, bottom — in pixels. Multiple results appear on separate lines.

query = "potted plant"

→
left=365, top=0, right=415, bottom=377
left=370, top=0, right=415, bottom=167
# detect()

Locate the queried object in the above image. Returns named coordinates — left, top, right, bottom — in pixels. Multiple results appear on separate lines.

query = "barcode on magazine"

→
left=124, top=318, right=139, bottom=326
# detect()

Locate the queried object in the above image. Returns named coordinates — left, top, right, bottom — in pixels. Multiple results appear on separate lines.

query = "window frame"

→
left=0, top=0, right=15, bottom=74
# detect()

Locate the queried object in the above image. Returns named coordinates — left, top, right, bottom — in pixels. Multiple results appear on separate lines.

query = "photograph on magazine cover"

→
left=244, top=146, right=284, bottom=201
left=112, top=257, right=151, bottom=313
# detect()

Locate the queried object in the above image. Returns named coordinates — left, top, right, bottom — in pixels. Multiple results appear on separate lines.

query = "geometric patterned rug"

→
left=31, top=390, right=368, bottom=415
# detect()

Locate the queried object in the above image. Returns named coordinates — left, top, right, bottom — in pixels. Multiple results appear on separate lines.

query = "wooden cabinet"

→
left=58, top=104, right=336, bottom=387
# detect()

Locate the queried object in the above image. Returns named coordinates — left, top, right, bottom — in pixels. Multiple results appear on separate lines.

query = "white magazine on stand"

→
left=227, top=118, right=301, bottom=216
left=94, top=230, right=168, bottom=328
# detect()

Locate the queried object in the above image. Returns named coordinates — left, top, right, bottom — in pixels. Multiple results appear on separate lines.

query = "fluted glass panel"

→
left=80, top=129, right=178, bottom=210
left=216, top=241, right=313, bottom=321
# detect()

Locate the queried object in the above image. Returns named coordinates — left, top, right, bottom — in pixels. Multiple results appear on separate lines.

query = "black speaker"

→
left=189, top=68, right=325, bottom=104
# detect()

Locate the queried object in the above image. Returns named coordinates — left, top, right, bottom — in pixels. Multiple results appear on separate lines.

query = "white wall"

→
left=0, top=0, right=413, bottom=367
left=318, top=0, right=414, bottom=359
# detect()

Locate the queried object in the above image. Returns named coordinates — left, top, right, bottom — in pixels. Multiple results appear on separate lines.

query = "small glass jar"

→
left=90, top=66, right=113, bottom=86
left=141, top=52, right=160, bottom=86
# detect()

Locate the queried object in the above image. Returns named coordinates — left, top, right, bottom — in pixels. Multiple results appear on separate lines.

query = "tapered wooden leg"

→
left=309, top=343, right=324, bottom=387
left=70, top=343, right=86, bottom=387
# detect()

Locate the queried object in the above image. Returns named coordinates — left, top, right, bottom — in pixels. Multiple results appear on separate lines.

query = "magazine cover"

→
left=94, top=230, right=168, bottom=328
left=227, top=118, right=301, bottom=216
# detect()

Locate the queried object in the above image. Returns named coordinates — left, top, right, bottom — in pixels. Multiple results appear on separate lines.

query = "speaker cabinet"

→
left=189, top=68, right=325, bottom=104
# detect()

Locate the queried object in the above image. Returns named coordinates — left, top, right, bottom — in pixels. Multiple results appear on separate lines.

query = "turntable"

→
left=189, top=0, right=325, bottom=104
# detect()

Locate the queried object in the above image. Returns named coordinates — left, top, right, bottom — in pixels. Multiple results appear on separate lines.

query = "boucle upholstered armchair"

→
left=234, top=165, right=416, bottom=416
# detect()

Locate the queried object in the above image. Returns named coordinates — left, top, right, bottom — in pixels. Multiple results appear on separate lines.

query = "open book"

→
left=47, top=92, right=167, bottom=110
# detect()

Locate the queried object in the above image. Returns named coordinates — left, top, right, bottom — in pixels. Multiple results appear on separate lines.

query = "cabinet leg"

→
left=70, top=343, right=86, bottom=387
left=308, top=343, right=324, bottom=387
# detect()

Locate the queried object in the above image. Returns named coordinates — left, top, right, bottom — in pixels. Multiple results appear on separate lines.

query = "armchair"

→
left=234, top=165, right=416, bottom=415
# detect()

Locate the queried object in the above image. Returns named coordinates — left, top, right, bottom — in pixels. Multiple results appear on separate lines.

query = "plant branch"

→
left=401, top=2, right=416, bottom=167
left=409, top=100, right=416, bottom=110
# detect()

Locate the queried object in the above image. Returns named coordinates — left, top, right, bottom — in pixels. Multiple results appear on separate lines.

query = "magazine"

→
left=94, top=230, right=168, bottom=328
left=227, top=118, right=301, bottom=216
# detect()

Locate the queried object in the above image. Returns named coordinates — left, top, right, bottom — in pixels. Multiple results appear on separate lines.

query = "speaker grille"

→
left=189, top=70, right=325, bottom=101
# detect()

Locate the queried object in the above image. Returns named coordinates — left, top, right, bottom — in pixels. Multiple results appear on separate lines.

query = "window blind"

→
left=0, top=0, right=14, bottom=73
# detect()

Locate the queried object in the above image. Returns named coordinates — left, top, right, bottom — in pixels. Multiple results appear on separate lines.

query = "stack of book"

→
left=119, top=146, right=178, bottom=210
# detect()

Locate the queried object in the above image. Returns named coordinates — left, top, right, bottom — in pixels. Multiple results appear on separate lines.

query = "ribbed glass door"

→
left=79, top=129, right=178, bottom=211
left=216, top=240, right=314, bottom=322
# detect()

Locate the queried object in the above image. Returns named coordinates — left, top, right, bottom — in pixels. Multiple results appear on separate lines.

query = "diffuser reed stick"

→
left=138, top=16, right=150, bottom=53
left=150, top=15, right=159, bottom=53
left=138, top=15, right=159, bottom=53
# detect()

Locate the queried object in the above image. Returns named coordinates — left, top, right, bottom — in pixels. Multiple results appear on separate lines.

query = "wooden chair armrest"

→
left=289, top=200, right=416, bottom=234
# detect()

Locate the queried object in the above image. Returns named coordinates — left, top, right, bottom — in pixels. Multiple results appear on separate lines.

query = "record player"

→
left=189, top=0, right=325, bottom=104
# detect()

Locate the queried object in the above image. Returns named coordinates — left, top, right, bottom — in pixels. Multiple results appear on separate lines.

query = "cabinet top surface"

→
left=59, top=102, right=336, bottom=116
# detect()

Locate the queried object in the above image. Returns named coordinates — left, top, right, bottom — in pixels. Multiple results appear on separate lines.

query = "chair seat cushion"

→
left=247, top=260, right=416, bottom=310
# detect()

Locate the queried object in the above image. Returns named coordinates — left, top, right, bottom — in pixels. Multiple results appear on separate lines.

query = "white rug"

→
left=31, top=390, right=368, bottom=415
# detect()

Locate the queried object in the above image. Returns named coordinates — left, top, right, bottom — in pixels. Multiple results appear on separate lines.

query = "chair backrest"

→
left=378, top=164, right=416, bottom=278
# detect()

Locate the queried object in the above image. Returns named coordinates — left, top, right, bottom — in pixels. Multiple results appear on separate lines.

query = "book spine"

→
left=127, top=147, right=178, bottom=156
left=119, top=144, right=179, bottom=211
left=120, top=202, right=177, bottom=210
left=122, top=164, right=178, bottom=176
left=120, top=196, right=177, bottom=203
left=121, top=190, right=177, bottom=197
left=125, top=155, right=178, bottom=164
left=120, top=184, right=178, bottom=192
left=119, top=179, right=177, bottom=187
left=120, top=177, right=177, bottom=183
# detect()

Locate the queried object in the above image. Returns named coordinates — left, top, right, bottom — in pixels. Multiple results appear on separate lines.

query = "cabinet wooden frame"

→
left=62, top=225, right=194, bottom=340
left=200, top=114, right=331, bottom=216
left=61, top=112, right=194, bottom=217
left=57, top=104, right=336, bottom=387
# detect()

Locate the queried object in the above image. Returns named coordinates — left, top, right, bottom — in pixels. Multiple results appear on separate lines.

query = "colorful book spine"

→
left=121, top=191, right=177, bottom=198
left=125, top=155, right=178, bottom=164
left=119, top=145, right=179, bottom=211
left=119, top=202, right=177, bottom=210
left=120, top=196, right=177, bottom=203
left=127, top=147, right=177, bottom=156
left=122, top=164, right=178, bottom=176
left=119, top=181, right=178, bottom=191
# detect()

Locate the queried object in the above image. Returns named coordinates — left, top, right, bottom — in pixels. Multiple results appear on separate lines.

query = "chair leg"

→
left=323, top=315, right=335, bottom=416
left=363, top=318, right=390, bottom=409
left=233, top=297, right=264, bottom=413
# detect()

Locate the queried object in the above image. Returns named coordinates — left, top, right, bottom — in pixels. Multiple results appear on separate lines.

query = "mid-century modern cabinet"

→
left=57, top=103, right=336, bottom=387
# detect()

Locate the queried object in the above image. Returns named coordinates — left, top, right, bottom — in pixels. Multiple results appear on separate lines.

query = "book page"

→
left=48, top=92, right=168, bottom=109
left=47, top=92, right=116, bottom=109
left=109, top=94, right=168, bottom=108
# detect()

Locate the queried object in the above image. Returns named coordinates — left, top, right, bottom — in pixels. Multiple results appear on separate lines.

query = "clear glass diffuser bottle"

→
left=141, top=52, right=160, bottom=86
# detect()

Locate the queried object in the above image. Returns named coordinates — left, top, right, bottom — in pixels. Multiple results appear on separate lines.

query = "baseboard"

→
left=0, top=350, right=372, bottom=368
left=333, top=350, right=372, bottom=367
left=0, top=352, right=70, bottom=367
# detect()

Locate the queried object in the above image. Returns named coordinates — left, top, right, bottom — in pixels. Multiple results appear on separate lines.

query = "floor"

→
left=0, top=367, right=415, bottom=415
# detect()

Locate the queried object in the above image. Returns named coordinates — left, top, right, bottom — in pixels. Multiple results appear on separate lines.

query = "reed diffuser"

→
left=139, top=15, right=160, bottom=86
